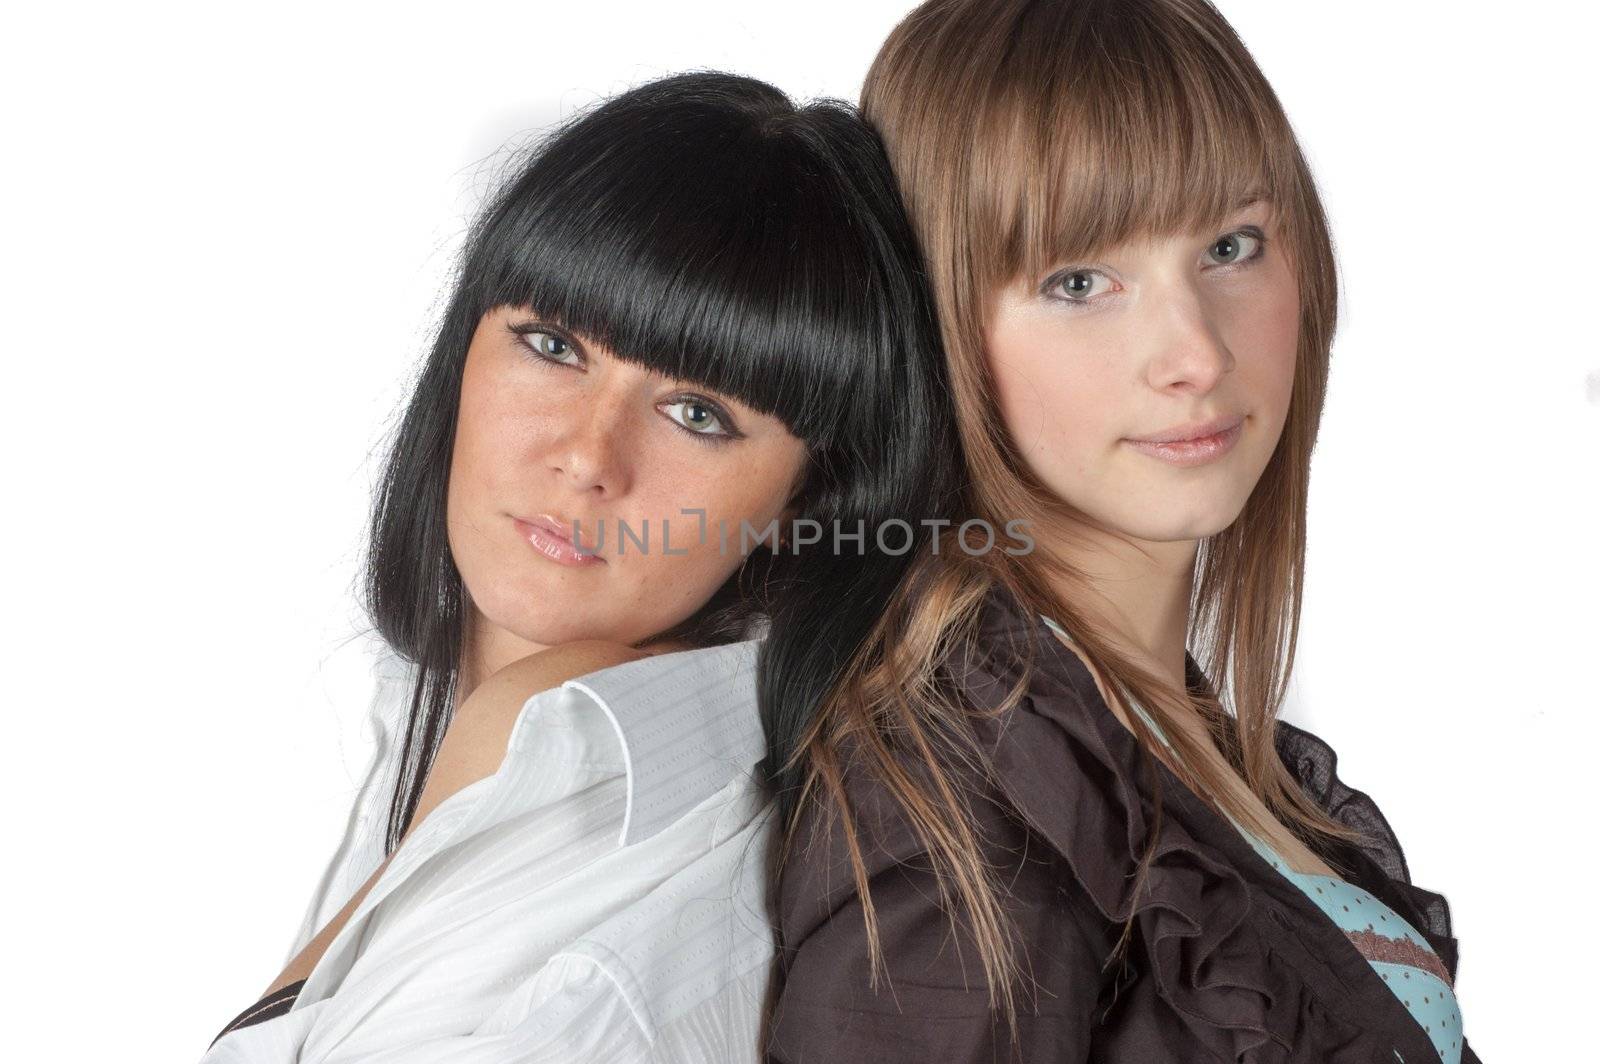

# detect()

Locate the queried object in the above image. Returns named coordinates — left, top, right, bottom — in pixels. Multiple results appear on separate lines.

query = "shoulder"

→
left=775, top=717, right=1114, bottom=962
left=471, top=640, right=659, bottom=713
left=769, top=729, right=1114, bottom=1058
left=774, top=585, right=1138, bottom=955
left=405, top=641, right=650, bottom=839
left=411, top=638, right=768, bottom=847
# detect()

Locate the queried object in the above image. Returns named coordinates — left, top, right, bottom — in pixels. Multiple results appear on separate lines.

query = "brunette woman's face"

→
left=984, top=200, right=1299, bottom=543
left=446, top=304, right=809, bottom=653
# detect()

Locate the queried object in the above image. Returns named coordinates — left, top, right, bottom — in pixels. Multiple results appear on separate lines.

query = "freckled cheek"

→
left=463, top=412, right=543, bottom=499
left=444, top=417, right=519, bottom=558
left=447, top=413, right=498, bottom=504
left=484, top=392, right=597, bottom=487
left=615, top=473, right=726, bottom=561
left=685, top=457, right=798, bottom=559
left=703, top=478, right=782, bottom=538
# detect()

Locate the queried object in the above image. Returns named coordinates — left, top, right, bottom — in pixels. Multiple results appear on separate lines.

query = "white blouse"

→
left=199, top=638, right=777, bottom=1063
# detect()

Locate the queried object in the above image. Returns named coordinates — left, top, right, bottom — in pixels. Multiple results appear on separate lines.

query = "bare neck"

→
left=1038, top=524, right=1199, bottom=691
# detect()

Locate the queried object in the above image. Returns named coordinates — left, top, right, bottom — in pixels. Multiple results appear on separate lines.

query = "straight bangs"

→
left=463, top=89, right=889, bottom=450
left=975, top=1, right=1309, bottom=286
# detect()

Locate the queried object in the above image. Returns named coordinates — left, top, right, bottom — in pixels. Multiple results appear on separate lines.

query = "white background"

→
left=4, top=2, right=1592, bottom=1059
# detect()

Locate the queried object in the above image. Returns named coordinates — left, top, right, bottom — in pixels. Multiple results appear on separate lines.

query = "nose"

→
left=545, top=396, right=634, bottom=498
left=1142, top=281, right=1236, bottom=396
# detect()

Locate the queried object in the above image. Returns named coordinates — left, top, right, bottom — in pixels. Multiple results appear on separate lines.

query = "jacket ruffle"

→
left=944, top=586, right=1439, bottom=1063
left=1273, top=718, right=1462, bottom=984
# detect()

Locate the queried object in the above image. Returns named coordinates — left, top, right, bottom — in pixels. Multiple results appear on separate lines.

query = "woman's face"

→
left=984, top=199, right=1299, bottom=545
left=447, top=304, right=809, bottom=654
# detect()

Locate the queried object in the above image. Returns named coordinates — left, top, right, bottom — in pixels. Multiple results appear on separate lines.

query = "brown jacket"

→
left=767, top=585, right=1480, bottom=1063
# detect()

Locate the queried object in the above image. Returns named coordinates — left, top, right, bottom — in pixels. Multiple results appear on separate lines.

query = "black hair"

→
left=361, top=70, right=963, bottom=853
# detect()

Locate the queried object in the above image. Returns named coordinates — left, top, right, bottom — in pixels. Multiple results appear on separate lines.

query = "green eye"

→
left=661, top=397, right=736, bottom=444
left=526, top=330, right=579, bottom=366
left=508, top=322, right=583, bottom=367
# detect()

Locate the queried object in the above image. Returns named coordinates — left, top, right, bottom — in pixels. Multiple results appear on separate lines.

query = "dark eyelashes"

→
left=506, top=320, right=582, bottom=364
left=504, top=320, right=742, bottom=445
left=668, top=395, right=743, bottom=444
left=651, top=388, right=742, bottom=446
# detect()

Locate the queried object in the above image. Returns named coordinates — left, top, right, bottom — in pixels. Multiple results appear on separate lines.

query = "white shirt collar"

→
left=560, top=637, right=766, bottom=847
left=373, top=637, right=767, bottom=848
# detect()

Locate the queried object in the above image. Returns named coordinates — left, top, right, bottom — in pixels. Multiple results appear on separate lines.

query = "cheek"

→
left=1267, top=294, right=1300, bottom=394
left=447, top=374, right=492, bottom=512
left=708, top=450, right=800, bottom=534
left=624, top=445, right=798, bottom=576
left=987, top=323, right=1115, bottom=483
left=1229, top=272, right=1301, bottom=421
left=449, top=381, right=524, bottom=510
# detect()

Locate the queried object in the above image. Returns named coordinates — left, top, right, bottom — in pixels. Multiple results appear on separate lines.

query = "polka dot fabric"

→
left=1038, top=616, right=1465, bottom=1064
left=1235, top=820, right=1463, bottom=1064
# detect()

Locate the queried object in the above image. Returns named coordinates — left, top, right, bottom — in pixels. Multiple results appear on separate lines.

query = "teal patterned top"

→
left=1038, top=615, right=1463, bottom=1064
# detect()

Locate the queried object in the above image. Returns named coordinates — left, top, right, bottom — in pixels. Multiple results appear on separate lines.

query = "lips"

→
left=1123, top=417, right=1244, bottom=468
left=527, top=513, right=578, bottom=543
left=1128, top=413, right=1246, bottom=444
left=512, top=513, right=605, bottom=566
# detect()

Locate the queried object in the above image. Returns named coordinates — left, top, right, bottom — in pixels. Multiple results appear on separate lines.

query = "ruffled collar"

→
left=944, top=583, right=1449, bottom=1064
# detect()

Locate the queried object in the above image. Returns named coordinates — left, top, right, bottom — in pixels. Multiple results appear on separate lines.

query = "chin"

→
left=1116, top=497, right=1249, bottom=544
left=468, top=579, right=605, bottom=641
left=496, top=611, right=630, bottom=649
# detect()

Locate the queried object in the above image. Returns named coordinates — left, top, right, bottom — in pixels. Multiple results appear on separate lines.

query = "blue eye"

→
left=1047, top=269, right=1114, bottom=303
left=1205, top=228, right=1267, bottom=267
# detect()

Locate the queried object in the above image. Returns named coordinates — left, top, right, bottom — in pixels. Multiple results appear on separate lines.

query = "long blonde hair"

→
left=779, top=0, right=1371, bottom=1036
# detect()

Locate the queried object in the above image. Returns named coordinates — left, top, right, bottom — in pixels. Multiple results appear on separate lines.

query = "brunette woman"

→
left=200, top=70, right=960, bottom=1063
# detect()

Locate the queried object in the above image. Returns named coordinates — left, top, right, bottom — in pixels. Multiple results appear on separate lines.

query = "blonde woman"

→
left=762, top=2, right=1479, bottom=1062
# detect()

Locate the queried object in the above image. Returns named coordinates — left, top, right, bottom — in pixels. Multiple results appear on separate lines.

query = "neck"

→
left=1038, top=520, right=1199, bottom=689
left=457, top=609, right=551, bottom=707
left=456, top=610, right=695, bottom=709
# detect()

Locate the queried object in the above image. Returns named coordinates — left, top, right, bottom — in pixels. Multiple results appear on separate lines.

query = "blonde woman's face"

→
left=983, top=200, right=1299, bottom=544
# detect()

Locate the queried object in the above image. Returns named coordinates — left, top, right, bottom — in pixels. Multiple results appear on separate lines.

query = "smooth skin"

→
left=257, top=304, right=811, bottom=999
left=449, top=303, right=810, bottom=693
left=985, top=197, right=1336, bottom=876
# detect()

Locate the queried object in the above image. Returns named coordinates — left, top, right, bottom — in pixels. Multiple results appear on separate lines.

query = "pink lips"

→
left=1124, top=415, right=1245, bottom=467
left=512, top=514, right=605, bottom=567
